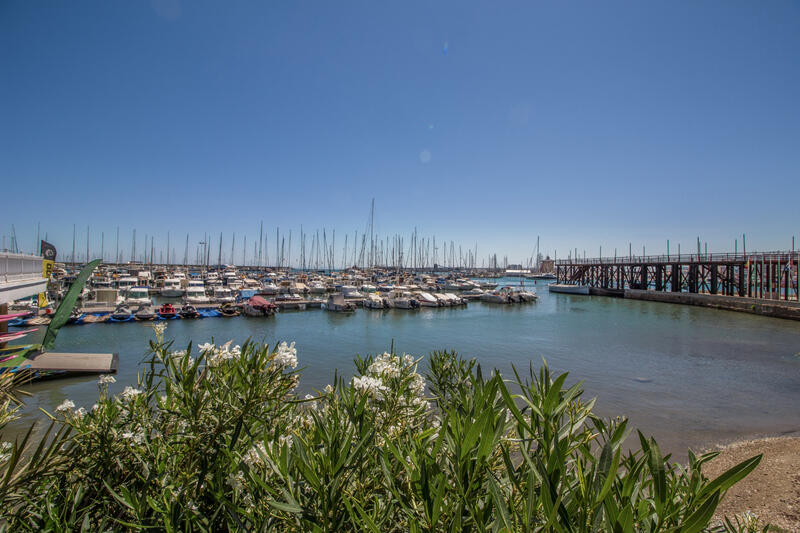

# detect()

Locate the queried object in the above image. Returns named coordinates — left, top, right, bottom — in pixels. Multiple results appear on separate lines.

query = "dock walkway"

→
left=27, top=352, right=118, bottom=375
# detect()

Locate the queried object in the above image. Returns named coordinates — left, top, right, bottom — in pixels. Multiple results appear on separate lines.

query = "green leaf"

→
left=679, top=490, right=720, bottom=533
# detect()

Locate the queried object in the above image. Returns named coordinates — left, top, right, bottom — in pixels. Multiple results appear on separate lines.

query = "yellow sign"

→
left=39, top=259, right=54, bottom=308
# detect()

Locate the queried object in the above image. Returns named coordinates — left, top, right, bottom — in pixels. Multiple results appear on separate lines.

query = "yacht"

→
left=386, top=290, right=419, bottom=310
left=326, top=293, right=356, bottom=312
left=211, top=286, right=236, bottom=303
left=185, top=285, right=211, bottom=305
left=363, top=293, right=386, bottom=309
left=308, top=281, right=328, bottom=294
left=116, top=277, right=137, bottom=293
left=124, top=286, right=152, bottom=306
left=259, top=282, right=279, bottom=296
left=161, top=278, right=184, bottom=297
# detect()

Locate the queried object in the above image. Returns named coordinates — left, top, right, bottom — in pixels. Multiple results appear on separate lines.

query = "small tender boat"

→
left=242, top=296, right=277, bottom=317
left=135, top=304, right=157, bottom=321
left=67, top=309, right=84, bottom=324
left=180, top=304, right=200, bottom=319
left=110, top=305, right=134, bottom=321
left=158, top=303, right=179, bottom=319
left=326, top=294, right=356, bottom=312
left=219, top=302, right=241, bottom=317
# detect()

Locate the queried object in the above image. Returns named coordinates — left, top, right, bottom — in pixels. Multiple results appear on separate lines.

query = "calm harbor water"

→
left=7, top=279, right=800, bottom=457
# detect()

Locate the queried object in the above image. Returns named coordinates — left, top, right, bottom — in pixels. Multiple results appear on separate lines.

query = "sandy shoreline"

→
left=702, top=436, right=800, bottom=531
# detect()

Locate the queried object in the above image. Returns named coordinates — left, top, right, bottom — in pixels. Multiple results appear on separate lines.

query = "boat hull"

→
left=548, top=284, right=590, bottom=295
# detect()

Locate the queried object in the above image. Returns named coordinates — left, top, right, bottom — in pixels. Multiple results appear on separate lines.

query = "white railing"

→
left=1, top=252, right=44, bottom=284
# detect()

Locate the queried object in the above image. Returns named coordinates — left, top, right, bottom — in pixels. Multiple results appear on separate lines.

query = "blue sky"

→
left=2, top=1, right=798, bottom=264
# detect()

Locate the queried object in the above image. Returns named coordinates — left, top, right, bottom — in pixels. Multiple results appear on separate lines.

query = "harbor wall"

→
left=623, top=289, right=800, bottom=321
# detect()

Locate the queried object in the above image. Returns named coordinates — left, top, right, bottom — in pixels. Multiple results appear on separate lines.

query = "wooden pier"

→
left=556, top=252, right=800, bottom=300
left=555, top=251, right=800, bottom=319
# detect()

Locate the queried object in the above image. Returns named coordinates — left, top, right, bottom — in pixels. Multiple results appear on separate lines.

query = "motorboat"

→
left=219, top=302, right=240, bottom=317
left=110, top=305, right=134, bottom=321
left=548, top=284, right=589, bottom=295
left=433, top=293, right=451, bottom=306
left=325, top=294, right=356, bottom=312
left=360, top=283, right=377, bottom=293
left=180, top=304, right=200, bottom=319
left=134, top=304, right=157, bottom=321
left=242, top=296, right=277, bottom=317
left=386, top=290, right=419, bottom=309
left=67, top=308, right=83, bottom=324
left=515, top=289, right=538, bottom=302
left=185, top=286, right=211, bottom=305
left=338, top=286, right=365, bottom=299
left=363, top=293, right=386, bottom=309
left=116, top=277, right=137, bottom=293
left=275, top=293, right=303, bottom=303
left=480, top=289, right=513, bottom=304
left=160, top=278, right=184, bottom=297
left=416, top=291, right=440, bottom=307
left=158, top=303, right=179, bottom=319
left=124, top=287, right=152, bottom=306
left=308, top=281, right=328, bottom=294
left=211, top=287, right=236, bottom=303
left=259, top=282, right=280, bottom=296
left=442, top=293, right=467, bottom=306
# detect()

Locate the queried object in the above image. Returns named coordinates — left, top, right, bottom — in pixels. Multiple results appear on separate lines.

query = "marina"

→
left=3, top=273, right=799, bottom=459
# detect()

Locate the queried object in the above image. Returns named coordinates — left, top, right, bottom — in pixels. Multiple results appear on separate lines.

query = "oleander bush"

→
left=0, top=325, right=767, bottom=531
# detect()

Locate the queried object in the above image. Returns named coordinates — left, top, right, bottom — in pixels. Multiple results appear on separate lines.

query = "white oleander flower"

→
left=243, top=442, right=267, bottom=467
left=324, top=384, right=334, bottom=394
left=368, top=352, right=402, bottom=379
left=122, top=430, right=145, bottom=444
left=273, top=341, right=298, bottom=369
left=0, top=442, right=12, bottom=463
left=120, top=386, right=143, bottom=402
left=352, top=375, right=388, bottom=397
left=197, top=342, right=214, bottom=353
left=56, top=399, right=75, bottom=413
left=98, top=374, right=116, bottom=385
left=152, top=322, right=167, bottom=340
left=74, top=407, right=86, bottom=418
left=226, top=471, right=245, bottom=492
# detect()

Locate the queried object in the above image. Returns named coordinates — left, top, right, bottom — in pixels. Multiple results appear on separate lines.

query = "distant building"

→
left=540, top=256, right=554, bottom=273
left=0, top=252, right=47, bottom=306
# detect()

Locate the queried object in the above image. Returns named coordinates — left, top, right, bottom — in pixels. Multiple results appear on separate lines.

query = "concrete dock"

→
left=27, top=351, right=118, bottom=375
